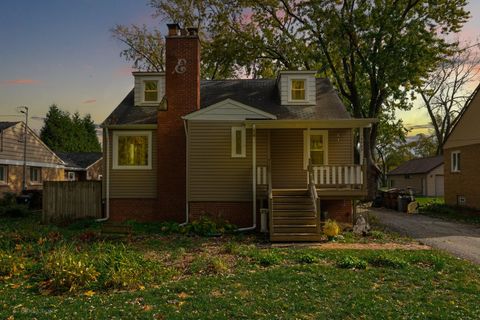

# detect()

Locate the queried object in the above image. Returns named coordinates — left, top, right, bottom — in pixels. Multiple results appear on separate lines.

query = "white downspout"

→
left=96, top=127, right=110, bottom=222
left=180, top=119, right=189, bottom=226
left=238, top=124, right=256, bottom=232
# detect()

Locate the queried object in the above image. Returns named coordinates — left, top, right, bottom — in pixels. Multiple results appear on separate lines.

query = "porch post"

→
left=359, top=127, right=364, bottom=165
left=252, top=124, right=257, bottom=228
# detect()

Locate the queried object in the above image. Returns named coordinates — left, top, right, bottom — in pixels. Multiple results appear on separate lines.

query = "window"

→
left=304, top=130, right=328, bottom=168
left=451, top=151, right=461, bottom=172
left=67, top=172, right=76, bottom=181
left=290, top=79, right=306, bottom=101
left=0, top=165, right=7, bottom=184
left=144, top=80, right=158, bottom=102
left=113, top=131, right=152, bottom=169
left=30, top=167, right=42, bottom=184
left=231, top=127, right=246, bottom=158
left=404, top=174, right=411, bottom=179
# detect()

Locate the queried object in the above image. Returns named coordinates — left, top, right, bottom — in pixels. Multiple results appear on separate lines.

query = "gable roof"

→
left=0, top=121, right=19, bottom=131
left=56, top=152, right=103, bottom=170
left=444, top=82, right=480, bottom=149
left=103, top=78, right=351, bottom=126
left=387, top=156, right=444, bottom=175
left=183, top=98, right=277, bottom=120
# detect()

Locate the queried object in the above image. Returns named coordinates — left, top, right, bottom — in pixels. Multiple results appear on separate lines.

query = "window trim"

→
left=288, top=77, right=308, bottom=103
left=303, top=130, right=328, bottom=169
left=451, top=150, right=461, bottom=173
left=0, top=165, right=7, bottom=184
left=30, top=167, right=42, bottom=184
left=143, top=80, right=159, bottom=103
left=112, top=131, right=153, bottom=170
left=67, top=172, right=76, bottom=181
left=231, top=127, right=246, bottom=158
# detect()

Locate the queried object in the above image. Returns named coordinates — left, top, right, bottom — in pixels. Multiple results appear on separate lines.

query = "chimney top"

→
left=167, top=23, right=180, bottom=36
left=187, top=27, right=198, bottom=36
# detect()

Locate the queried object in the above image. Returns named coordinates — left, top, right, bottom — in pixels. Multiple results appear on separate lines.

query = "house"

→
left=101, top=24, right=376, bottom=241
left=443, top=83, right=480, bottom=209
left=56, top=152, right=103, bottom=181
left=387, top=156, right=444, bottom=196
left=0, top=121, right=65, bottom=197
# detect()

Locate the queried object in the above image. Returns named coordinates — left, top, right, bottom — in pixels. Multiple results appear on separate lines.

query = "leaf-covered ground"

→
left=0, top=214, right=479, bottom=319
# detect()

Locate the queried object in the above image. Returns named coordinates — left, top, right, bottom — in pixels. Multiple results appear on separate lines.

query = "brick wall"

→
left=156, top=25, right=200, bottom=222
left=109, top=198, right=159, bottom=222
left=444, top=143, right=480, bottom=209
left=189, top=201, right=256, bottom=229
left=321, top=200, right=353, bottom=223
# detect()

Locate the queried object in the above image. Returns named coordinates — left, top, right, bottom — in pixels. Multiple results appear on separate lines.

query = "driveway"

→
left=369, top=208, right=480, bottom=264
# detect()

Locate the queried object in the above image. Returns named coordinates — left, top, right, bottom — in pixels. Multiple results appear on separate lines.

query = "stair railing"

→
left=268, top=157, right=273, bottom=235
left=307, top=158, right=318, bottom=215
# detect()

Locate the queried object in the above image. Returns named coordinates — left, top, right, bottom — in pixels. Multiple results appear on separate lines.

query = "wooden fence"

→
left=42, top=181, right=102, bottom=223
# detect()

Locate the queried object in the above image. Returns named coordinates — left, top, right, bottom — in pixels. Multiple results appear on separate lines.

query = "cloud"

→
left=82, top=99, right=97, bottom=104
left=30, top=116, right=46, bottom=121
left=1, top=79, right=41, bottom=85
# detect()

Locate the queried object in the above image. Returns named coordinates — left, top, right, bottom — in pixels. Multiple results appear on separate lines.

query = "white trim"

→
left=303, top=130, right=328, bottom=169
left=112, top=131, right=152, bottom=170
left=451, top=150, right=461, bottom=172
left=142, top=79, right=160, bottom=103
left=231, top=126, right=246, bottom=158
left=182, top=98, right=277, bottom=120
left=244, top=119, right=376, bottom=129
left=0, top=159, right=64, bottom=169
left=288, top=77, right=308, bottom=103
left=0, top=165, right=7, bottom=184
left=84, top=157, right=103, bottom=171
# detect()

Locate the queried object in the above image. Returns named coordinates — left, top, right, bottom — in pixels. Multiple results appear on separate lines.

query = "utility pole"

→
left=18, top=106, right=28, bottom=192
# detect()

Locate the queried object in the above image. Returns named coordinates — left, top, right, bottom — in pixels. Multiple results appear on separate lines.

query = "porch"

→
left=247, top=120, right=371, bottom=241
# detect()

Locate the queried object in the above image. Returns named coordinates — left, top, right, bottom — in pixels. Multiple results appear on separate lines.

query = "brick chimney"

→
left=156, top=23, right=200, bottom=221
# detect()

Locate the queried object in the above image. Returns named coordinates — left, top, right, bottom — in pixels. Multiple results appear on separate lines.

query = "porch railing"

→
left=312, top=165, right=364, bottom=187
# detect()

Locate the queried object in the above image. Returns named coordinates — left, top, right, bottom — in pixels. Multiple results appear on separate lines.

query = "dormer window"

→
left=291, top=79, right=306, bottom=101
left=144, top=80, right=158, bottom=102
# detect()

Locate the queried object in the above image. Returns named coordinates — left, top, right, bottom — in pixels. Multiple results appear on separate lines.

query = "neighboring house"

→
left=387, top=156, right=444, bottom=196
left=0, top=121, right=65, bottom=197
left=443, top=83, right=480, bottom=209
left=56, top=152, right=103, bottom=181
left=101, top=24, right=376, bottom=241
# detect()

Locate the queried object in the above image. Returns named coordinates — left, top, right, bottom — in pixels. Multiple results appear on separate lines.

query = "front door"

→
left=270, top=129, right=305, bottom=189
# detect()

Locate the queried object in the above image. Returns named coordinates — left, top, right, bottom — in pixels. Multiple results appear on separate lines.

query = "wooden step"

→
left=272, top=189, right=309, bottom=196
left=272, top=196, right=312, bottom=203
left=270, top=233, right=323, bottom=242
left=273, top=225, right=318, bottom=234
left=272, top=209, right=316, bottom=217
left=273, top=217, right=318, bottom=225
left=273, top=202, right=315, bottom=210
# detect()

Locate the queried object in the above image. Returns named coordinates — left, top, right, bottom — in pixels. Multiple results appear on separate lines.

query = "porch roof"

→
left=244, top=118, right=376, bottom=129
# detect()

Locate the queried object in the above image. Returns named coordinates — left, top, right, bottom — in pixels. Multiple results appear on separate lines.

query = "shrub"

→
left=295, top=253, right=317, bottom=264
left=0, top=204, right=30, bottom=218
left=0, top=251, right=25, bottom=277
left=420, top=203, right=457, bottom=215
left=42, top=246, right=99, bottom=292
left=368, top=254, right=408, bottom=269
left=186, top=216, right=237, bottom=237
left=337, top=255, right=367, bottom=269
left=370, top=230, right=386, bottom=240
left=253, top=251, right=281, bottom=267
left=323, top=219, right=340, bottom=239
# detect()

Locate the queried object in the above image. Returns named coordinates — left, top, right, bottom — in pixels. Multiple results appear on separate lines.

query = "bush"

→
left=337, top=255, right=367, bottom=269
left=0, top=251, right=25, bottom=277
left=186, top=215, right=236, bottom=237
left=253, top=251, right=282, bottom=267
left=323, top=219, right=340, bottom=239
left=420, top=203, right=457, bottom=215
left=0, top=204, right=30, bottom=218
left=368, top=254, right=408, bottom=269
left=42, top=246, right=99, bottom=292
left=370, top=230, right=386, bottom=240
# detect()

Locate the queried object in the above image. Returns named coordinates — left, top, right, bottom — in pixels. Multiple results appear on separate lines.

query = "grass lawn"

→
left=416, top=197, right=480, bottom=225
left=415, top=196, right=444, bottom=206
left=1, top=213, right=479, bottom=319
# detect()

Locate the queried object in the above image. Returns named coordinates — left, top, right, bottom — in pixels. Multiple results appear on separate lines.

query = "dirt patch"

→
left=269, top=242, right=431, bottom=250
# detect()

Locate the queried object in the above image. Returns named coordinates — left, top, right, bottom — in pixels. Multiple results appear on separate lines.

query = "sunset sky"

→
left=1, top=0, right=479, bottom=136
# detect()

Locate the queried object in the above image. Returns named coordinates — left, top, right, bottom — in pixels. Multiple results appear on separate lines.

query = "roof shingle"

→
left=387, top=156, right=444, bottom=175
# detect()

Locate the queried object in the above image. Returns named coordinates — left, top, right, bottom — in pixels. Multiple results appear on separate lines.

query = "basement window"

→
left=144, top=80, right=158, bottom=102
left=113, top=131, right=152, bottom=169
left=451, top=151, right=461, bottom=172
left=231, top=127, right=246, bottom=158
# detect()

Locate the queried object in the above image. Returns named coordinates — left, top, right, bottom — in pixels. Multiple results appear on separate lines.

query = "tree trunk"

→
left=363, top=127, right=379, bottom=200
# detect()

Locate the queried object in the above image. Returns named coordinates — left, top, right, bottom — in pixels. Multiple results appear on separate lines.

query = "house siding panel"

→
left=188, top=121, right=267, bottom=201
left=0, top=165, right=63, bottom=196
left=445, top=144, right=480, bottom=209
left=107, top=130, right=157, bottom=198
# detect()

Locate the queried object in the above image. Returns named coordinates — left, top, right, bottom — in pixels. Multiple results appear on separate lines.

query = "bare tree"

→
left=418, top=42, right=480, bottom=155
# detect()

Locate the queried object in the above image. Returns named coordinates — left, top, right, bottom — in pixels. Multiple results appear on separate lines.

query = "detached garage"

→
left=387, top=156, right=444, bottom=196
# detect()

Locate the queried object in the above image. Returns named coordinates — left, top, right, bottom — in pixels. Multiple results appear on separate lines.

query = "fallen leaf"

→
left=10, top=283, right=21, bottom=289
left=84, top=290, right=95, bottom=297
left=143, top=305, right=153, bottom=311
left=177, top=292, right=189, bottom=299
left=139, top=285, right=146, bottom=291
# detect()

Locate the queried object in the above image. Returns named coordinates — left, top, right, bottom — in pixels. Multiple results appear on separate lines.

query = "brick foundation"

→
left=109, top=198, right=160, bottom=222
left=189, top=201, right=256, bottom=229
left=321, top=200, right=353, bottom=223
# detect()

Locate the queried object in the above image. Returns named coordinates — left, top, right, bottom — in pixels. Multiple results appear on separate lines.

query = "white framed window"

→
left=67, top=172, right=76, bottom=181
left=231, top=127, right=246, bottom=158
left=0, top=165, right=7, bottom=184
left=290, top=79, right=306, bottom=101
left=451, top=151, right=461, bottom=172
left=113, top=131, right=152, bottom=170
left=30, top=167, right=42, bottom=184
left=304, top=130, right=328, bottom=169
left=143, top=80, right=158, bottom=102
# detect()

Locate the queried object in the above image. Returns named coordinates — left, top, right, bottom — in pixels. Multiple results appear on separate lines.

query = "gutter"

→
left=180, top=119, right=189, bottom=226
left=96, top=127, right=110, bottom=222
